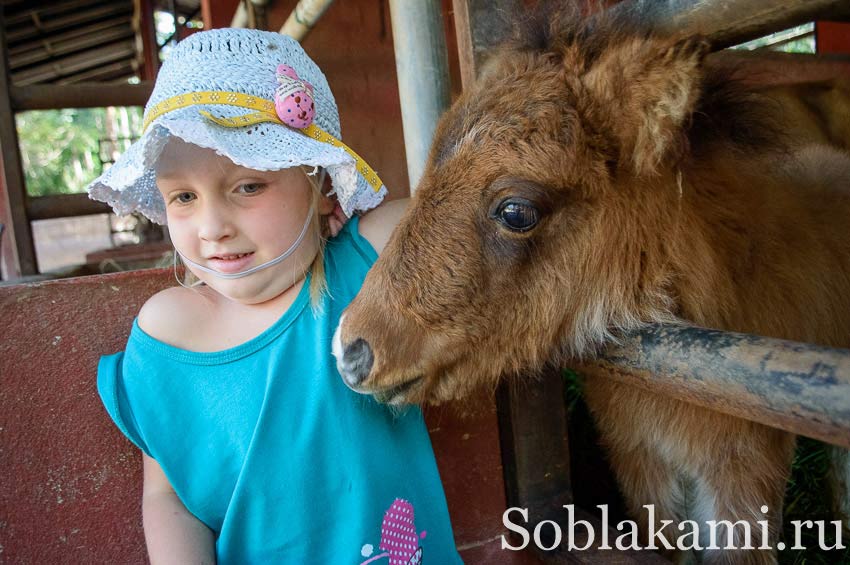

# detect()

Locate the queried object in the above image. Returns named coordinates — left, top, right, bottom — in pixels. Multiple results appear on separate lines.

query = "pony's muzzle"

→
left=340, top=338, right=374, bottom=388
left=333, top=315, right=374, bottom=389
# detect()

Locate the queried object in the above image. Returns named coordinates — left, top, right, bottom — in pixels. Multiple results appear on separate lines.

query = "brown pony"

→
left=335, top=4, right=850, bottom=563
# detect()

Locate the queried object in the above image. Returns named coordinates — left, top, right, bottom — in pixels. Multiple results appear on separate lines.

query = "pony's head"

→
left=335, top=4, right=750, bottom=404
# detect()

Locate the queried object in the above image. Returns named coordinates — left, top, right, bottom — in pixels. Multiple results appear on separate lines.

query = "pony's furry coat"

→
left=339, top=4, right=850, bottom=563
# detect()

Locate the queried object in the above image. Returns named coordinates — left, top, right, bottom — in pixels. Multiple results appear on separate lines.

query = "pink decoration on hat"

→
left=379, top=499, right=422, bottom=565
left=274, top=63, right=315, bottom=129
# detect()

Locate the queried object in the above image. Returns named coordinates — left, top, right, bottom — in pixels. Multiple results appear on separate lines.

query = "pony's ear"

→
left=581, top=35, right=709, bottom=175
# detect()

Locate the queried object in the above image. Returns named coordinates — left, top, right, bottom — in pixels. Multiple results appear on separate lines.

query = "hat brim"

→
left=87, top=106, right=387, bottom=224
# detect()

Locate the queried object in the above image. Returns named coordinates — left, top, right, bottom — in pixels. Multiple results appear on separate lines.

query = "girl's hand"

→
left=327, top=201, right=347, bottom=238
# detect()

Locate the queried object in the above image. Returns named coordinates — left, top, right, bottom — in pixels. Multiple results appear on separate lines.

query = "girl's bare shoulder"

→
left=357, top=197, right=409, bottom=254
left=137, top=286, right=221, bottom=350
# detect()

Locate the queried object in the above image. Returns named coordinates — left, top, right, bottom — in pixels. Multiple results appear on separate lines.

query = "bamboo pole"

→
left=280, top=0, right=335, bottom=42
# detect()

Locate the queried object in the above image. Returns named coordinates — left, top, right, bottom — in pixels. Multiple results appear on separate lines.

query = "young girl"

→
left=88, top=28, right=461, bottom=564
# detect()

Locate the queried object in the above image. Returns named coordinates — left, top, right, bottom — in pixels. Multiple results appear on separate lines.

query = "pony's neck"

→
left=608, top=162, right=750, bottom=331
left=659, top=151, right=812, bottom=333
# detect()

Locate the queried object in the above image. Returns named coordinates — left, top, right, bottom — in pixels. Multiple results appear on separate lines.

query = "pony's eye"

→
left=496, top=199, right=539, bottom=232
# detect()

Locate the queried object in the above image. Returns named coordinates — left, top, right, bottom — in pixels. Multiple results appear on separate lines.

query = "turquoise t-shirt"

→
left=98, top=218, right=461, bottom=564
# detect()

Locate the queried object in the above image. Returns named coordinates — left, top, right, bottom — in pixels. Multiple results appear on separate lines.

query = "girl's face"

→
left=157, top=138, right=319, bottom=305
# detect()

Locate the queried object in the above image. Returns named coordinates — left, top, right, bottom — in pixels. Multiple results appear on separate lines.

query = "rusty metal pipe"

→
left=578, top=324, right=850, bottom=448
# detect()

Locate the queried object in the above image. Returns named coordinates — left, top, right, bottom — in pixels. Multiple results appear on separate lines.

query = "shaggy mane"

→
left=507, top=1, right=786, bottom=156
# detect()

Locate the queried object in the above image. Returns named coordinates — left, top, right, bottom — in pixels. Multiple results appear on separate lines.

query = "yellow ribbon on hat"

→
left=142, top=90, right=383, bottom=193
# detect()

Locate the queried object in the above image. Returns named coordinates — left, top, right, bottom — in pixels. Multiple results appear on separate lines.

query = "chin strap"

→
left=175, top=202, right=315, bottom=280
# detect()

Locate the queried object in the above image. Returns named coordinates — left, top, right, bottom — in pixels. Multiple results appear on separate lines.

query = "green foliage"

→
left=731, top=23, right=816, bottom=54
left=16, top=106, right=142, bottom=197
left=780, top=438, right=850, bottom=565
left=562, top=367, right=584, bottom=412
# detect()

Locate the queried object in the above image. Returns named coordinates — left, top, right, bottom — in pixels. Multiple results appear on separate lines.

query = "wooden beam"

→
left=0, top=20, right=37, bottom=277
left=26, top=194, right=112, bottom=221
left=497, top=367, right=573, bottom=523
left=6, top=3, right=134, bottom=44
left=452, top=0, right=517, bottom=91
left=12, top=39, right=137, bottom=86
left=10, top=82, right=153, bottom=111
left=579, top=324, right=850, bottom=449
left=452, top=0, right=850, bottom=85
left=280, top=0, right=335, bottom=41
left=57, top=61, right=138, bottom=85
left=707, top=50, right=850, bottom=86
left=612, top=0, right=850, bottom=50
left=8, top=21, right=134, bottom=70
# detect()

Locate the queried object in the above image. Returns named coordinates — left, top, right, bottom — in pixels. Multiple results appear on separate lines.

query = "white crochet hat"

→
left=87, top=28, right=387, bottom=224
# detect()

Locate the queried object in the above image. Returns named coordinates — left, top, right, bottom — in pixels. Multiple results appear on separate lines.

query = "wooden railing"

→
left=0, top=17, right=155, bottom=277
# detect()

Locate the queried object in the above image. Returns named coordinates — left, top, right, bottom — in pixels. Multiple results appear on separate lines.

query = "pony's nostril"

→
left=341, top=338, right=374, bottom=387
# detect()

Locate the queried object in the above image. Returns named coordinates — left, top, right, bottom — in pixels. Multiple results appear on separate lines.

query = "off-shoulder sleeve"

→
left=97, top=351, right=152, bottom=456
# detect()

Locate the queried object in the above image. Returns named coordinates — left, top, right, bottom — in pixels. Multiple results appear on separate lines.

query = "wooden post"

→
left=496, top=368, right=573, bottom=522
left=0, top=20, right=37, bottom=277
left=137, top=0, right=160, bottom=81
left=452, top=0, right=517, bottom=91
left=452, top=0, right=573, bottom=531
left=0, top=157, right=13, bottom=280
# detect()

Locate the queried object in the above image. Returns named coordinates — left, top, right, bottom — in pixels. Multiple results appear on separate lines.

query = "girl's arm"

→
left=142, top=454, right=216, bottom=565
left=358, top=197, right=409, bottom=254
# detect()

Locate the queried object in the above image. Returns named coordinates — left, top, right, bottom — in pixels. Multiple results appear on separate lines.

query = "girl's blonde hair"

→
left=177, top=167, right=330, bottom=309
left=303, top=167, right=329, bottom=308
